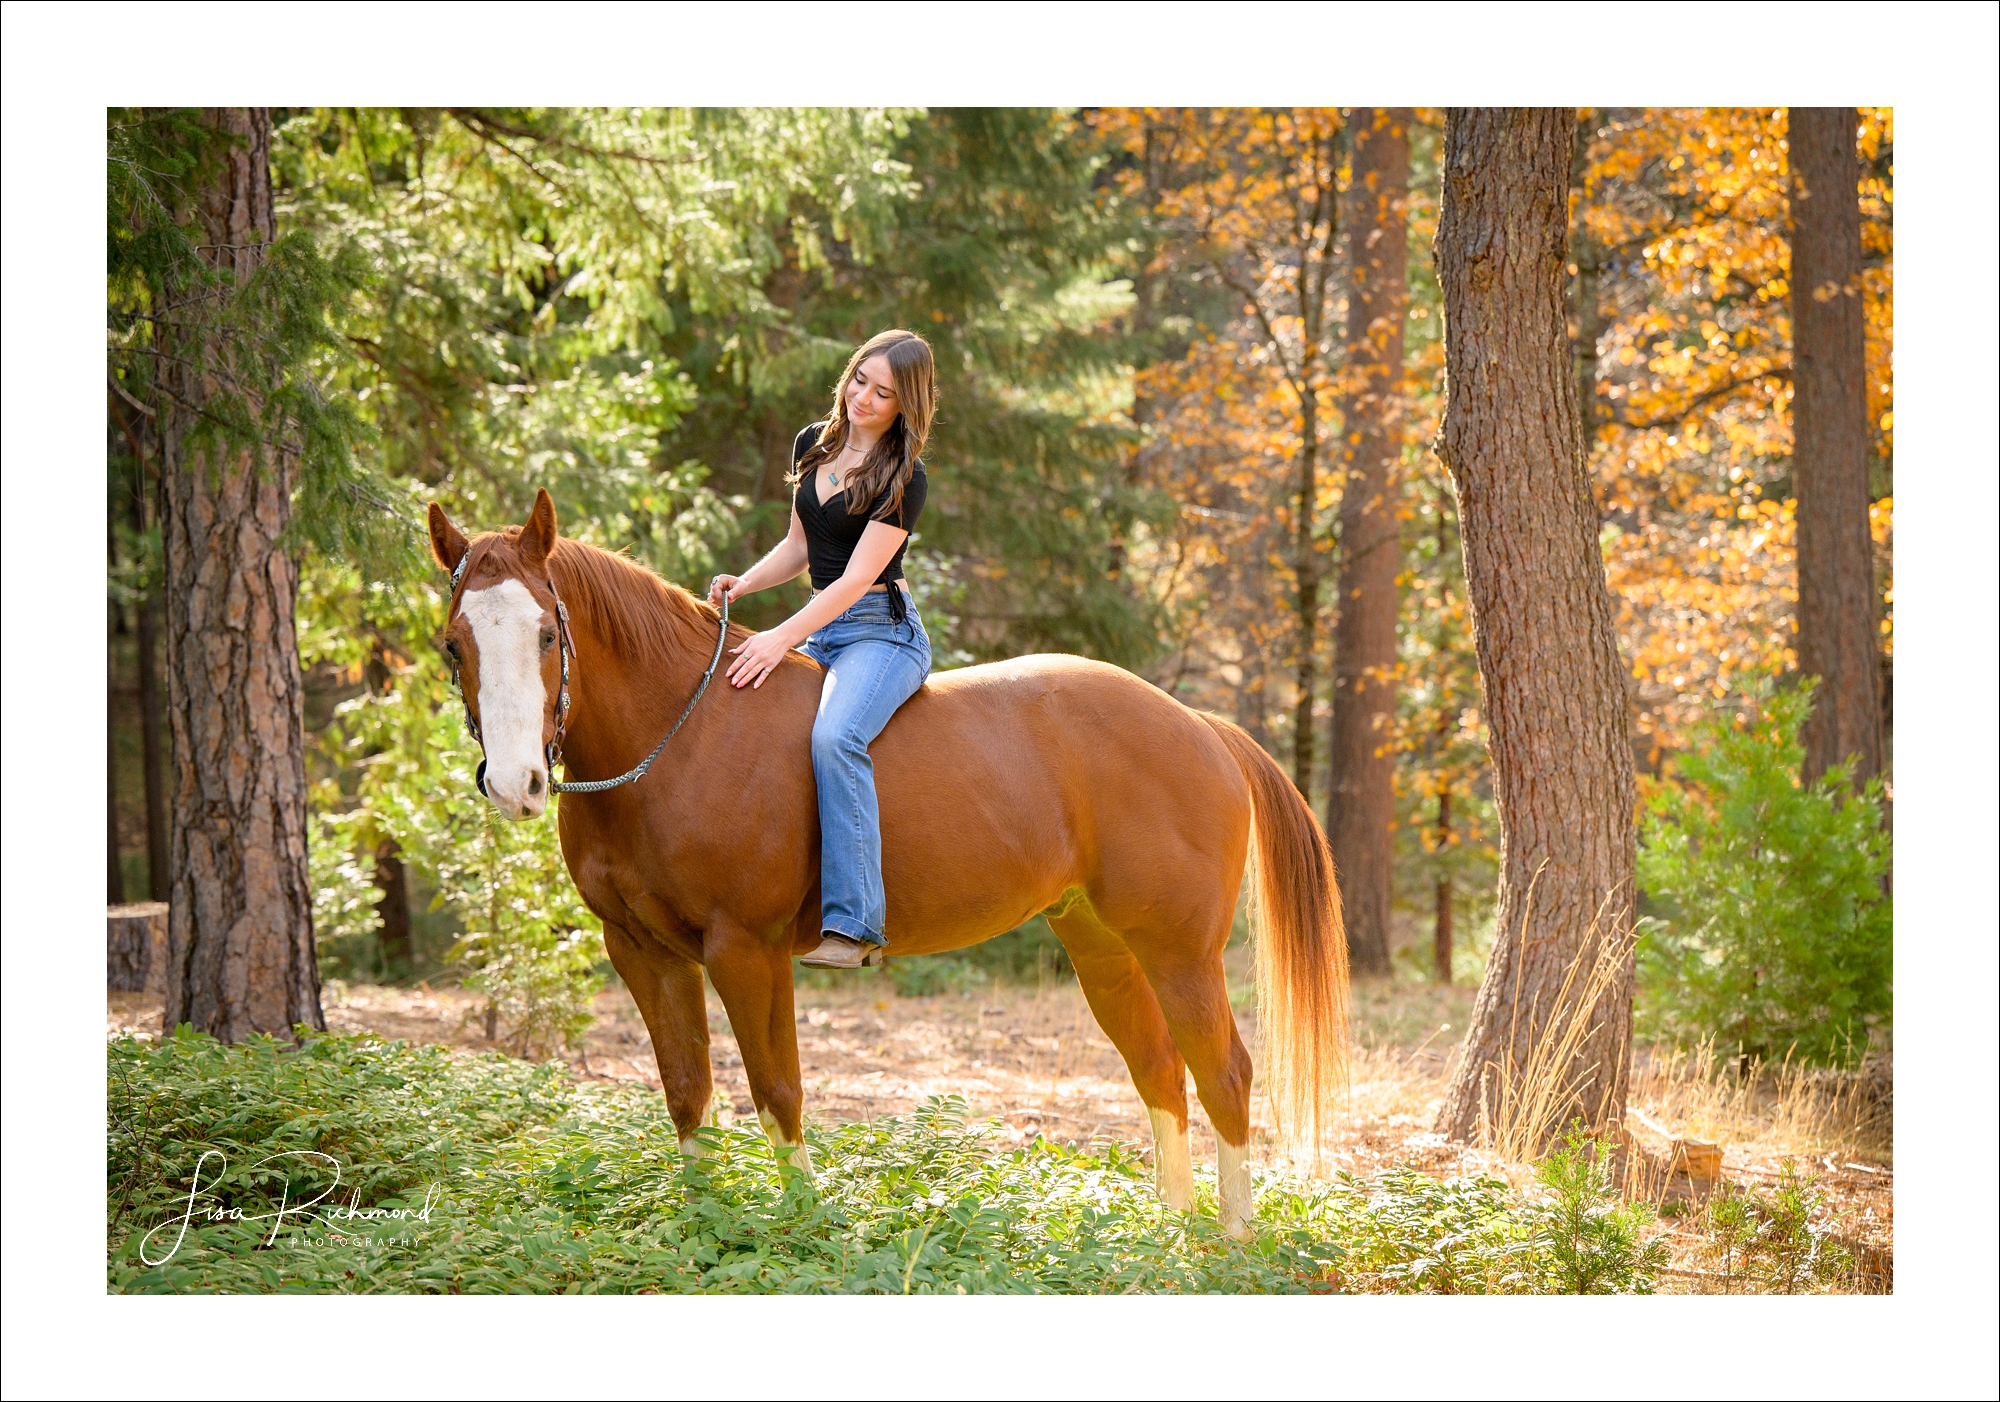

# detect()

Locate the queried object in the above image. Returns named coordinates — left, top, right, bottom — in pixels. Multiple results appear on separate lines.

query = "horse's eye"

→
left=445, top=640, right=461, bottom=662
left=540, top=629, right=556, bottom=653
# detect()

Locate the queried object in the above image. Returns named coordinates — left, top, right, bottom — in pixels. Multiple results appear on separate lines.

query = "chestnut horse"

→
left=428, top=490, right=1348, bottom=1236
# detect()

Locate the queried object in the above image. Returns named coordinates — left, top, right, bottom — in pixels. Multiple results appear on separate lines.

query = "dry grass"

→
left=1333, top=981, right=1471, bottom=1117
left=1467, top=884, right=1637, bottom=1163
left=1629, top=1039, right=1895, bottom=1293
left=1630, top=1039, right=1893, bottom=1165
left=1480, top=945, right=1634, bottom=1159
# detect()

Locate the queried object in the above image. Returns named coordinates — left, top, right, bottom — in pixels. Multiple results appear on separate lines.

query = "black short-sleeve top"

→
left=792, top=421, right=928, bottom=590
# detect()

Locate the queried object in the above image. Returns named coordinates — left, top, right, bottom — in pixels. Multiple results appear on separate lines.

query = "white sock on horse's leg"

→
left=1217, top=1139, right=1254, bottom=1240
left=676, top=1092, right=723, bottom=1158
left=1147, top=1106, right=1194, bottom=1210
left=760, top=1109, right=815, bottom=1178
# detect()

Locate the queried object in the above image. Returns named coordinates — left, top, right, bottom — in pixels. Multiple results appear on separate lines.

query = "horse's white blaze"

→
left=1147, top=1106, right=1193, bottom=1210
left=463, top=578, right=549, bottom=820
left=1217, top=1139, right=1254, bottom=1240
left=760, top=1108, right=815, bottom=1178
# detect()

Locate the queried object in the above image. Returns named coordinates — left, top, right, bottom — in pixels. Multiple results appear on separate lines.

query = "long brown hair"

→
left=789, top=328, right=937, bottom=520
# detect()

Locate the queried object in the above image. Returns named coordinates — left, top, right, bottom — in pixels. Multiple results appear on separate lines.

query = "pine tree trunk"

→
left=1327, top=108, right=1411, bottom=978
left=1243, top=644, right=1270, bottom=754
left=1788, top=107, right=1882, bottom=789
left=128, top=445, right=172, bottom=901
left=1431, top=108, right=1638, bottom=1146
left=1569, top=111, right=1603, bottom=444
left=374, top=842, right=414, bottom=980
left=158, top=108, right=325, bottom=1042
left=1433, top=788, right=1453, bottom=985
left=137, top=594, right=170, bottom=900
left=109, top=440, right=128, bottom=905
left=108, top=613, right=127, bottom=905
left=1292, top=393, right=1319, bottom=794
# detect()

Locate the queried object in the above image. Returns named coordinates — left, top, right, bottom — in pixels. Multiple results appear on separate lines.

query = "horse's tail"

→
left=1202, top=713, right=1349, bottom=1161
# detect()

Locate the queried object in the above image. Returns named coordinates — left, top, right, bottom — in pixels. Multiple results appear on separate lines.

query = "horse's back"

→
left=868, top=654, right=1250, bottom=951
left=887, top=652, right=1237, bottom=794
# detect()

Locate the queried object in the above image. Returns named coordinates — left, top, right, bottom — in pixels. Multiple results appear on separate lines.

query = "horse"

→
left=427, top=489, right=1348, bottom=1237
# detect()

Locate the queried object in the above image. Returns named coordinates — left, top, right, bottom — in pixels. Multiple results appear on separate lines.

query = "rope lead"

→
left=550, top=592, right=730, bottom=795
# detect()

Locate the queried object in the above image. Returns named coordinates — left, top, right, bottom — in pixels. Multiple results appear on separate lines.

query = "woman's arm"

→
left=725, top=520, right=909, bottom=688
left=708, top=507, right=809, bottom=607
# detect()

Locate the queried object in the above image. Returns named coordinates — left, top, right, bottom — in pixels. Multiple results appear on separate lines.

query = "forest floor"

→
left=107, top=966, right=1893, bottom=1292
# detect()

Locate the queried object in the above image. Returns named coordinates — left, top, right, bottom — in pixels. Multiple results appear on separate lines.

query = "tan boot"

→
left=800, top=933, right=886, bottom=969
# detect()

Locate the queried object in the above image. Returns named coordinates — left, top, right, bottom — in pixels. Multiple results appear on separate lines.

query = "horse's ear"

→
left=519, top=488, right=559, bottom=571
left=428, top=502, right=469, bottom=575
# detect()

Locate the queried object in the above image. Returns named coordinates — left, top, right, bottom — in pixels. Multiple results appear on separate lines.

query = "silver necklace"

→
left=828, top=443, right=868, bottom=487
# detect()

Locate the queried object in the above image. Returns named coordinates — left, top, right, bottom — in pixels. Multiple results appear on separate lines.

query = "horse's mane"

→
left=543, top=537, right=740, bottom=666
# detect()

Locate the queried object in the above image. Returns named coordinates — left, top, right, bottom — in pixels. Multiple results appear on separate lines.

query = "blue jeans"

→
left=798, top=591, right=931, bottom=947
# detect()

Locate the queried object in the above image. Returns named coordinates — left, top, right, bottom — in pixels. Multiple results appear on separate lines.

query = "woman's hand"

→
left=708, top=574, right=748, bottom=609
left=726, top=628, right=795, bottom=689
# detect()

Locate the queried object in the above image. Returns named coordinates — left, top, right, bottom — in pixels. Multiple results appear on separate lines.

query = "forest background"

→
left=102, top=106, right=1896, bottom=1058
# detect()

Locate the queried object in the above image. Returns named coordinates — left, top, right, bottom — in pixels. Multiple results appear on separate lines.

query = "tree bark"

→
left=1327, top=108, right=1411, bottom=978
left=1242, top=640, right=1270, bottom=754
left=158, top=107, right=325, bottom=1042
left=1433, top=789, right=1453, bottom=985
left=128, top=439, right=172, bottom=901
left=1788, top=107, right=1882, bottom=789
left=108, top=614, right=127, bottom=905
left=1292, top=393, right=1320, bottom=794
left=138, top=589, right=171, bottom=901
left=1432, top=109, right=1638, bottom=1146
left=110, top=425, right=128, bottom=905
left=1569, top=112, right=1604, bottom=444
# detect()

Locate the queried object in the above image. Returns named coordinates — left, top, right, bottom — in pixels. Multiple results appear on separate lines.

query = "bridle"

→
left=445, top=549, right=729, bottom=798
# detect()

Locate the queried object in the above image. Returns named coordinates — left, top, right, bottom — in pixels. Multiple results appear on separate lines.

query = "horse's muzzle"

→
left=482, top=760, right=550, bottom=820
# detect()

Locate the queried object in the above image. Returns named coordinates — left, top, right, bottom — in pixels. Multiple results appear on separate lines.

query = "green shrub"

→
left=1698, top=1160, right=1853, bottom=1294
left=1525, top=1131, right=1668, bottom=1294
left=1698, top=1189, right=1758, bottom=1288
left=440, top=807, right=604, bottom=1058
left=1322, top=1168, right=1526, bottom=1293
left=307, top=806, right=389, bottom=975
left=886, top=954, right=990, bottom=998
left=107, top=1030, right=1684, bottom=1296
left=959, top=916, right=1074, bottom=982
left=1313, top=1129, right=1667, bottom=1295
left=1636, top=678, right=1891, bottom=1066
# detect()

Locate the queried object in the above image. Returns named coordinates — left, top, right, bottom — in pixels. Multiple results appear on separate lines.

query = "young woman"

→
left=707, top=329, right=936, bottom=970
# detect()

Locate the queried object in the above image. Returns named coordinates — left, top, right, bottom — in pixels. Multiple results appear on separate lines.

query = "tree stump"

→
left=108, top=902, right=170, bottom=993
left=1621, top=1107, right=1723, bottom=1205
left=1669, top=1139, right=1724, bottom=1184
